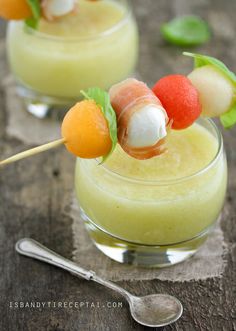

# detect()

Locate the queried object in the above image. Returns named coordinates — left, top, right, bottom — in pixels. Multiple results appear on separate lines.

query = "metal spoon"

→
left=15, top=238, right=183, bottom=328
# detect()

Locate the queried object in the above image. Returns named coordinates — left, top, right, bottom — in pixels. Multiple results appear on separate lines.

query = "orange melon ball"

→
left=0, top=0, right=32, bottom=20
left=61, top=100, right=112, bottom=159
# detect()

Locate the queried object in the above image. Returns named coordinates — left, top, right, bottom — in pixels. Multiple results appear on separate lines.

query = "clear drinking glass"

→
left=75, top=119, right=227, bottom=267
left=6, top=0, right=138, bottom=118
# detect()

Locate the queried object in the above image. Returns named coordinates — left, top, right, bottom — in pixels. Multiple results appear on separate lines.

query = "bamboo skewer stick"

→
left=0, top=138, right=66, bottom=167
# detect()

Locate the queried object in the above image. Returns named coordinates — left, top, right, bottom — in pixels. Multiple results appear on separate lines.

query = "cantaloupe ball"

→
left=61, top=100, right=112, bottom=158
left=0, top=0, right=32, bottom=20
left=188, top=65, right=234, bottom=117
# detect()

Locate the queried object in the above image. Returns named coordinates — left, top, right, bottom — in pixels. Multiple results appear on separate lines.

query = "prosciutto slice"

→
left=109, top=78, right=169, bottom=160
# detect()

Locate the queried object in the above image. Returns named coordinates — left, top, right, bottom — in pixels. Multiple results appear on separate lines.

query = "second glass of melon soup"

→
left=75, top=118, right=227, bottom=267
left=7, top=0, right=138, bottom=117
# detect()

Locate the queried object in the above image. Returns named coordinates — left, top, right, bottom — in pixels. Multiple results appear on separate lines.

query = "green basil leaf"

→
left=25, top=17, right=38, bottom=29
left=81, top=88, right=118, bottom=162
left=25, top=0, right=41, bottom=30
left=161, top=16, right=210, bottom=46
left=220, top=103, right=236, bottom=129
left=183, top=52, right=236, bottom=86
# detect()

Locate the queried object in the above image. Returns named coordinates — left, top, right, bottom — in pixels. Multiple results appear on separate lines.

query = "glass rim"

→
left=21, top=0, right=132, bottom=43
left=93, top=118, right=224, bottom=186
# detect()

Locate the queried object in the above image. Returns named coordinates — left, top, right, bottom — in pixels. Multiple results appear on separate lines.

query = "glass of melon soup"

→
left=7, top=0, right=138, bottom=118
left=75, top=118, right=227, bottom=267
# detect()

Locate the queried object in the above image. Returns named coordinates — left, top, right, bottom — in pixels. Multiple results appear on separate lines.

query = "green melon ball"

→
left=188, top=65, right=234, bottom=117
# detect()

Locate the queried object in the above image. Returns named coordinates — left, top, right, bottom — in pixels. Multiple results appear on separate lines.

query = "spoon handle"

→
left=15, top=238, right=95, bottom=280
left=16, top=238, right=132, bottom=301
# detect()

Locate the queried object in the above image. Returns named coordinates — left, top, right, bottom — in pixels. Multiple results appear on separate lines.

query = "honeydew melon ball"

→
left=188, top=64, right=234, bottom=117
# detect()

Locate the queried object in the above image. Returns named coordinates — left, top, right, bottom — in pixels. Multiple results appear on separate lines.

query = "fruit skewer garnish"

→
left=0, top=89, right=116, bottom=166
left=42, top=0, right=77, bottom=21
left=0, top=0, right=98, bottom=29
left=0, top=0, right=33, bottom=20
left=109, top=78, right=169, bottom=159
left=1, top=53, right=236, bottom=167
left=0, top=138, right=66, bottom=166
left=184, top=52, right=236, bottom=128
left=152, top=52, right=236, bottom=130
left=152, top=74, right=202, bottom=129
left=0, top=80, right=171, bottom=166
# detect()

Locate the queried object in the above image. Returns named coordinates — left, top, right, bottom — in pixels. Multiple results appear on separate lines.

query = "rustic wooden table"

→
left=1, top=1, right=236, bottom=330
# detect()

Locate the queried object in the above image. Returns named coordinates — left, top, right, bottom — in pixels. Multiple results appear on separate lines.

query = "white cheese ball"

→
left=127, top=105, right=167, bottom=148
left=43, top=0, right=76, bottom=18
left=188, top=65, right=234, bottom=117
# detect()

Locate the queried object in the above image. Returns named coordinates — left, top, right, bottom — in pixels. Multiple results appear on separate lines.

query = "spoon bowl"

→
left=129, top=294, right=183, bottom=327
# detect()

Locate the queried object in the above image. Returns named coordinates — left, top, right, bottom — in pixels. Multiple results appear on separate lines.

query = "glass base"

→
left=16, top=84, right=78, bottom=120
left=81, top=210, right=210, bottom=268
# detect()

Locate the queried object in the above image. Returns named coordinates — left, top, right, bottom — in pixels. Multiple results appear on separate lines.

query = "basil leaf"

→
left=25, top=17, right=38, bottom=29
left=161, top=16, right=210, bottom=46
left=184, top=52, right=236, bottom=129
left=220, top=103, right=236, bottom=129
left=81, top=88, right=118, bottom=162
left=25, top=0, right=41, bottom=30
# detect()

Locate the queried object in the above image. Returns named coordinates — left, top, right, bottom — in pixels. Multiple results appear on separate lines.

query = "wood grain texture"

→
left=0, top=0, right=236, bottom=330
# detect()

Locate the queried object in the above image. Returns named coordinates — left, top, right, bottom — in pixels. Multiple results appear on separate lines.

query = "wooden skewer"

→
left=0, top=138, right=66, bottom=167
